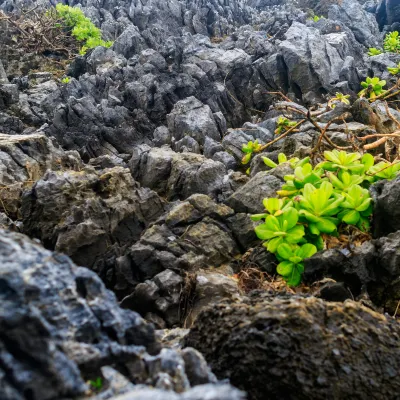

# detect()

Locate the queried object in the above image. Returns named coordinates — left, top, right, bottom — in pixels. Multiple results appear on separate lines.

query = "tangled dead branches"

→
left=0, top=7, right=80, bottom=64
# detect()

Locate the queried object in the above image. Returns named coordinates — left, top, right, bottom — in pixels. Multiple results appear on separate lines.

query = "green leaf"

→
left=277, top=243, right=293, bottom=260
left=286, top=224, right=306, bottom=243
left=242, top=153, right=252, bottom=165
left=282, top=207, right=299, bottom=229
left=315, top=218, right=338, bottom=233
left=340, top=209, right=360, bottom=225
left=286, top=266, right=302, bottom=287
left=262, top=156, right=277, bottom=168
left=277, top=261, right=294, bottom=277
left=250, top=213, right=269, bottom=221
left=296, top=243, right=317, bottom=259
left=278, top=153, right=287, bottom=164
left=267, top=236, right=284, bottom=253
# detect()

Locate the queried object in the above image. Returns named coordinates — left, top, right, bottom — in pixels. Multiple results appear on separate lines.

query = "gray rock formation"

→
left=185, top=294, right=400, bottom=400
left=0, top=229, right=241, bottom=400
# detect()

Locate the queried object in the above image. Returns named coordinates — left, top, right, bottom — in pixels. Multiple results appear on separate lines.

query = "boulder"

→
left=371, top=176, right=400, bottom=237
left=185, top=294, right=400, bottom=400
left=21, top=166, right=166, bottom=271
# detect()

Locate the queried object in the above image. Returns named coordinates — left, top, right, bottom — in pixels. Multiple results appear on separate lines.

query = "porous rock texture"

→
left=185, top=293, right=400, bottom=400
left=0, top=229, right=244, bottom=400
left=1, top=0, right=400, bottom=398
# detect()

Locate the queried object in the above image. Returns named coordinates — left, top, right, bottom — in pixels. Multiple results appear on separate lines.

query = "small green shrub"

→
left=276, top=243, right=317, bottom=286
left=368, top=47, right=383, bottom=56
left=242, top=140, right=261, bottom=164
left=328, top=92, right=350, bottom=107
left=310, top=15, right=324, bottom=22
left=55, top=4, right=113, bottom=55
left=275, top=116, right=297, bottom=135
left=387, top=62, right=400, bottom=75
left=251, top=150, right=400, bottom=286
left=383, top=31, right=400, bottom=53
left=358, top=77, right=387, bottom=99
left=61, top=77, right=70, bottom=84
left=89, top=377, right=103, bottom=390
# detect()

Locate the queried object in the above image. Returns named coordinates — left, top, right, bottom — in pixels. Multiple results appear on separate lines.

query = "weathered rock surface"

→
left=0, top=229, right=241, bottom=400
left=185, top=294, right=400, bottom=400
left=0, top=229, right=157, bottom=399
left=371, top=176, right=400, bottom=237
left=20, top=166, right=166, bottom=270
left=304, top=230, right=400, bottom=314
left=0, top=132, right=81, bottom=216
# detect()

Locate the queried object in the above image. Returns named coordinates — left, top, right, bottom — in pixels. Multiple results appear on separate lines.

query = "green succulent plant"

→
left=368, top=48, right=383, bottom=56
left=337, top=184, right=373, bottom=230
left=278, top=163, right=324, bottom=197
left=251, top=197, right=293, bottom=221
left=383, top=31, right=400, bottom=53
left=327, top=170, right=364, bottom=191
left=262, top=152, right=306, bottom=169
left=275, top=116, right=297, bottom=135
left=317, top=150, right=364, bottom=173
left=358, top=77, right=387, bottom=99
left=276, top=243, right=317, bottom=286
left=367, top=161, right=400, bottom=181
left=55, top=4, right=113, bottom=55
left=61, top=77, right=70, bottom=84
left=254, top=207, right=305, bottom=253
left=89, top=377, right=103, bottom=390
left=253, top=149, right=400, bottom=287
left=296, top=181, right=343, bottom=234
left=241, top=140, right=262, bottom=164
left=310, top=15, right=324, bottom=22
left=387, top=62, right=400, bottom=75
left=328, top=92, right=351, bottom=108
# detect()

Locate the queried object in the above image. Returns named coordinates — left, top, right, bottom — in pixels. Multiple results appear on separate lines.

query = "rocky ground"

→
left=0, top=0, right=400, bottom=399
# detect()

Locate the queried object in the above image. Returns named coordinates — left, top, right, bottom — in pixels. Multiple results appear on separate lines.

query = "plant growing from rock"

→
left=358, top=77, right=387, bottom=99
left=254, top=207, right=305, bottom=253
left=328, top=92, right=350, bottom=108
left=368, top=48, right=383, bottom=56
left=55, top=4, right=113, bottom=55
left=383, top=31, right=400, bottom=53
left=275, top=116, right=297, bottom=135
left=387, top=62, right=400, bottom=75
left=241, top=140, right=261, bottom=164
left=253, top=150, right=400, bottom=286
left=276, top=243, right=317, bottom=286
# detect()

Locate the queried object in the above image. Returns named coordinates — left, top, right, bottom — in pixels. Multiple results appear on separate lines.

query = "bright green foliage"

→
left=89, top=377, right=103, bottom=390
left=383, top=31, right=400, bottom=53
left=276, top=243, right=317, bottom=286
left=332, top=92, right=350, bottom=105
left=358, top=77, right=387, bottom=99
left=254, top=207, right=305, bottom=253
left=277, top=162, right=323, bottom=197
left=251, top=198, right=293, bottom=220
left=328, top=92, right=350, bottom=108
left=327, top=170, right=363, bottom=191
left=262, top=152, right=303, bottom=169
left=387, top=62, right=400, bottom=75
left=368, top=48, right=383, bottom=56
left=310, top=15, right=324, bottom=22
left=367, top=160, right=400, bottom=180
left=275, top=116, right=297, bottom=135
left=317, top=150, right=364, bottom=173
left=253, top=150, right=400, bottom=286
left=241, top=140, right=261, bottom=164
left=55, top=4, right=113, bottom=55
left=297, top=182, right=343, bottom=234
left=61, top=77, right=70, bottom=84
left=338, top=185, right=372, bottom=230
